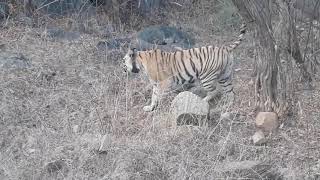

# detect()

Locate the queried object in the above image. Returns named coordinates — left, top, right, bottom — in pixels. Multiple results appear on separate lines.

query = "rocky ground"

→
left=1, top=1, right=320, bottom=179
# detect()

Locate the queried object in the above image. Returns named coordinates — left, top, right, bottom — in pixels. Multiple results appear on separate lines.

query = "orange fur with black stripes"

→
left=123, top=23, right=247, bottom=112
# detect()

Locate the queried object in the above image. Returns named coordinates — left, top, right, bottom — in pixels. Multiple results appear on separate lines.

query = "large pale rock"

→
left=170, top=91, right=209, bottom=126
left=255, top=112, right=279, bottom=132
left=252, top=130, right=267, bottom=145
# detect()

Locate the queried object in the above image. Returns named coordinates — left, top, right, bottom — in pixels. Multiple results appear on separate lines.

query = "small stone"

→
left=252, top=130, right=267, bottom=145
left=73, top=125, right=79, bottom=133
left=98, top=134, right=112, bottom=152
left=255, top=112, right=279, bottom=132
left=28, top=148, right=36, bottom=154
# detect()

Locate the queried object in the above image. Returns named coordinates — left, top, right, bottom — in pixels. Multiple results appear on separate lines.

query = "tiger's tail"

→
left=227, top=23, right=247, bottom=51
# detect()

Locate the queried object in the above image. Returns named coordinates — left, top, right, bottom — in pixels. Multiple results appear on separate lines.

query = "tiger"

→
left=122, top=23, right=247, bottom=112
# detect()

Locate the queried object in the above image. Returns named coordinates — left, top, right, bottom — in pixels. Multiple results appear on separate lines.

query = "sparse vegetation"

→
left=0, top=0, right=320, bottom=179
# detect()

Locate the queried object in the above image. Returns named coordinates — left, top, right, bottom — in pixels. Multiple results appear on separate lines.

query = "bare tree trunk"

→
left=279, top=0, right=313, bottom=87
left=232, top=0, right=288, bottom=115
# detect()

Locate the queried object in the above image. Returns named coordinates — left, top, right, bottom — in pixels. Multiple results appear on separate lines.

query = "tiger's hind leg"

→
left=217, top=57, right=235, bottom=112
left=203, top=86, right=220, bottom=102
left=200, top=75, right=220, bottom=103
left=201, top=76, right=235, bottom=113
left=217, top=76, right=235, bottom=112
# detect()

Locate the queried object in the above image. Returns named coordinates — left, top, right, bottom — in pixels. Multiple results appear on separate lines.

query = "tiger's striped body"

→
left=123, top=23, right=247, bottom=112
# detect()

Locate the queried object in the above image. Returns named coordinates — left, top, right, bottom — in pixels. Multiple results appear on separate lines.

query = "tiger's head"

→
left=122, top=48, right=140, bottom=73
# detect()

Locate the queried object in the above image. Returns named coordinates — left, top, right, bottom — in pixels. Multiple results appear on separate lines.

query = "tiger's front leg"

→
left=143, top=85, right=161, bottom=112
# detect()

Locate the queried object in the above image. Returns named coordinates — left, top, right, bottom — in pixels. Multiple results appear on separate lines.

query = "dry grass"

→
left=1, top=1, right=320, bottom=179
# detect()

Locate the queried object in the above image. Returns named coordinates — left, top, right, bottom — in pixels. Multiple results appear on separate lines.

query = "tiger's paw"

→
left=203, top=96, right=210, bottom=102
left=143, top=106, right=154, bottom=112
left=143, top=105, right=155, bottom=112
